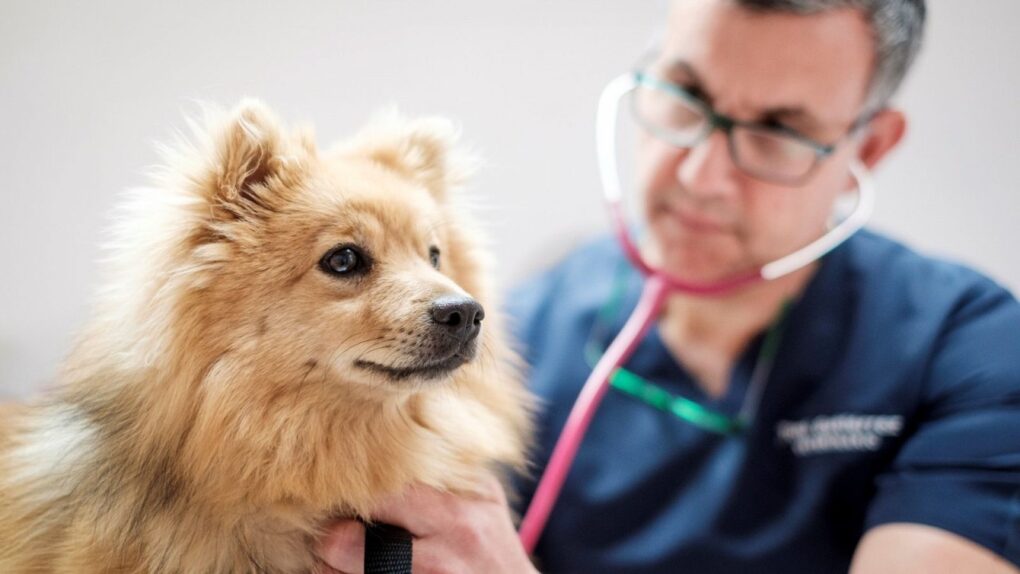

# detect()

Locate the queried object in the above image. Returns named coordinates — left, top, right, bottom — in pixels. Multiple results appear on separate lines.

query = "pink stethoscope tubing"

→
left=518, top=72, right=876, bottom=553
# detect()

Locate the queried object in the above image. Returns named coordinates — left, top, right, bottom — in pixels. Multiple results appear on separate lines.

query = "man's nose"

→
left=675, top=130, right=740, bottom=199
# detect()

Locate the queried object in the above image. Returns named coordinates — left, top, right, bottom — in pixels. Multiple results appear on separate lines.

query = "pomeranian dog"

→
left=0, top=101, right=532, bottom=573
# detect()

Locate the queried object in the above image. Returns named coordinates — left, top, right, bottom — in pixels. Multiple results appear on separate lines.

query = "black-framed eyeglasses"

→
left=630, top=71, right=869, bottom=186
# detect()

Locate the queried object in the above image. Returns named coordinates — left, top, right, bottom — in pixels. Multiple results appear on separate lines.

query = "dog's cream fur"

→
left=0, top=102, right=532, bottom=573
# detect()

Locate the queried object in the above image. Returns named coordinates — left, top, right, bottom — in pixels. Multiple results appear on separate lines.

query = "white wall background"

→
left=1, top=0, right=1018, bottom=398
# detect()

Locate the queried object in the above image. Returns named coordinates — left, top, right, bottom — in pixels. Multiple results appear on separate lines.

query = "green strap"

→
left=610, top=368, right=746, bottom=435
left=585, top=263, right=793, bottom=435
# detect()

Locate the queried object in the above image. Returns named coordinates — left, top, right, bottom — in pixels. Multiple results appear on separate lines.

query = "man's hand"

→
left=850, top=523, right=1019, bottom=574
left=316, top=475, right=538, bottom=574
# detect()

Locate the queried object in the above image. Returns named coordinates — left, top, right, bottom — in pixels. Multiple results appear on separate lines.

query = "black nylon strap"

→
left=364, top=522, right=413, bottom=574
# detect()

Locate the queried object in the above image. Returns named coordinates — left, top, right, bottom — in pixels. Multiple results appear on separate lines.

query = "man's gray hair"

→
left=737, top=0, right=926, bottom=111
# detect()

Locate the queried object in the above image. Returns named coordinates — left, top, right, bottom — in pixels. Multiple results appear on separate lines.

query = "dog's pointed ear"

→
left=346, top=112, right=475, bottom=200
left=203, top=99, right=296, bottom=219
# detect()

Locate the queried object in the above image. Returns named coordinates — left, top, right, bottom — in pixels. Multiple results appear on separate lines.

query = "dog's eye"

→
left=429, top=246, right=441, bottom=270
left=320, top=246, right=366, bottom=276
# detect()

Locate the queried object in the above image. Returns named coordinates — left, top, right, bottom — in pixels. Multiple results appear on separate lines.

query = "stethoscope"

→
left=518, top=72, right=876, bottom=553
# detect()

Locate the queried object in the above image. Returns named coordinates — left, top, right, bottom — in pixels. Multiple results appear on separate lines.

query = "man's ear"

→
left=202, top=99, right=299, bottom=220
left=343, top=111, right=475, bottom=201
left=856, top=108, right=907, bottom=170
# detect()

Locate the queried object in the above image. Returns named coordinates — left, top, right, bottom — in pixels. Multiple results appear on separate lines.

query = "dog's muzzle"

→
left=354, top=296, right=485, bottom=381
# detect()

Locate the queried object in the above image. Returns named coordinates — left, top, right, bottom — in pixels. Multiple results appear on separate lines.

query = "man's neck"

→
left=657, top=263, right=817, bottom=397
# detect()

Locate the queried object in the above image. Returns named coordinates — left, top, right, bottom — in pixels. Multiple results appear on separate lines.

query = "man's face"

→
left=638, top=0, right=876, bottom=282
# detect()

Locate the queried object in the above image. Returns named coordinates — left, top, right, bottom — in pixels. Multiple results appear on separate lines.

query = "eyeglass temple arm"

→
left=596, top=72, right=875, bottom=283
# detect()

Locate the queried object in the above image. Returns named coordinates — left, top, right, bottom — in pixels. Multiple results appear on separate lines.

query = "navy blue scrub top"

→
left=507, top=229, right=1020, bottom=573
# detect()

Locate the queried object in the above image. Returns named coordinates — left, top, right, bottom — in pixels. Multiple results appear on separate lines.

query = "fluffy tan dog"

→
left=0, top=102, right=533, bottom=573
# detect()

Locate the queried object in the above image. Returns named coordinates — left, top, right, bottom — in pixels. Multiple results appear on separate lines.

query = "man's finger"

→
left=369, top=484, right=451, bottom=535
left=370, top=477, right=507, bottom=535
left=317, top=519, right=365, bottom=574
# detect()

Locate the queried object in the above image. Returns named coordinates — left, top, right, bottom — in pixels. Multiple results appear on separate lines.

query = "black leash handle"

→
left=364, top=522, right=413, bottom=574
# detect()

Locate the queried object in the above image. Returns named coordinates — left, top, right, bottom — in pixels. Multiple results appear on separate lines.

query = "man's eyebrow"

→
left=661, top=59, right=704, bottom=87
left=764, top=106, right=815, bottom=123
left=761, top=107, right=827, bottom=137
left=659, top=58, right=825, bottom=134
left=659, top=59, right=715, bottom=104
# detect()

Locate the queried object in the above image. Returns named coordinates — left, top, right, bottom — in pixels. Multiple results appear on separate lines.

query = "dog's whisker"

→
left=371, top=346, right=404, bottom=366
left=358, top=340, right=399, bottom=361
left=334, top=331, right=363, bottom=353
left=312, top=342, right=358, bottom=387
left=342, top=335, right=387, bottom=356
left=298, top=359, right=318, bottom=387
left=479, top=343, right=499, bottom=375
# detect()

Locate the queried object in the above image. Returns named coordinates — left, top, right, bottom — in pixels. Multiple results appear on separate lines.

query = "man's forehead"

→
left=660, top=0, right=874, bottom=132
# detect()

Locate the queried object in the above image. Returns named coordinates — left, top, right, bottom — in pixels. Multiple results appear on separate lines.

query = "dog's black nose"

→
left=430, top=295, right=484, bottom=341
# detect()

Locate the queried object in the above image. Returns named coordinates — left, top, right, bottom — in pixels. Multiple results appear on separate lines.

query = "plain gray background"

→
left=1, top=0, right=1018, bottom=398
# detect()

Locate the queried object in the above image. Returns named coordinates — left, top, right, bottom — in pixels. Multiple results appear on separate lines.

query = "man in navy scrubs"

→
left=505, top=1, right=1020, bottom=571
left=317, top=1, right=1020, bottom=571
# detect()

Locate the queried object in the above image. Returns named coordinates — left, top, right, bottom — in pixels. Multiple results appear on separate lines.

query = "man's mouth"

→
left=671, top=206, right=730, bottom=234
left=650, top=197, right=733, bottom=236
